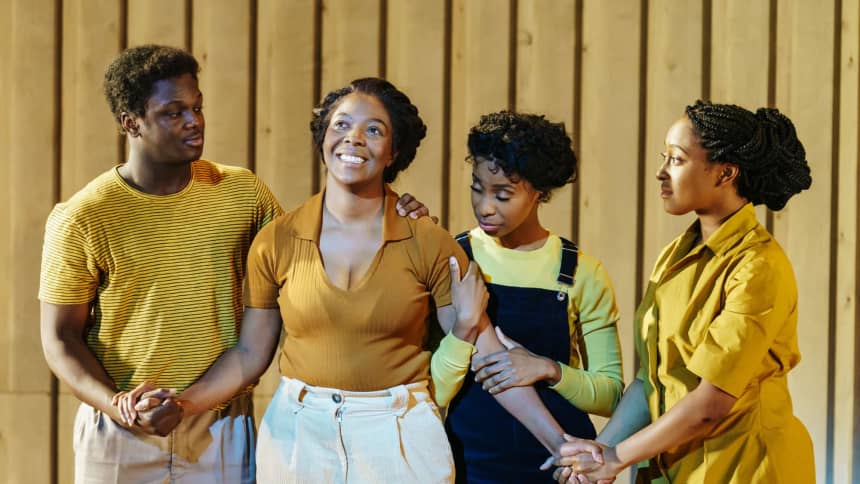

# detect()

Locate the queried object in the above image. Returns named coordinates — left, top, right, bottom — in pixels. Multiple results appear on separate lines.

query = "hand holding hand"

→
left=472, top=327, right=561, bottom=394
left=111, top=381, right=177, bottom=430
left=136, top=398, right=184, bottom=436
left=396, top=192, right=438, bottom=223
left=552, top=435, right=621, bottom=484
left=449, top=257, right=489, bottom=343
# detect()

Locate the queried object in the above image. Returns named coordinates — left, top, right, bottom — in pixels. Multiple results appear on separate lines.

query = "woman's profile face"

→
left=322, top=92, right=395, bottom=189
left=656, top=116, right=724, bottom=216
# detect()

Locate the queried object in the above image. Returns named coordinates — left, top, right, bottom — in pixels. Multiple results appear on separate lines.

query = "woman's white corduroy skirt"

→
left=256, top=376, right=455, bottom=484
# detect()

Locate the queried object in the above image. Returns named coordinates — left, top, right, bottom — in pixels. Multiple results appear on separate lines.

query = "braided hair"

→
left=685, top=100, right=811, bottom=211
left=467, top=111, right=577, bottom=202
left=310, top=78, right=427, bottom=184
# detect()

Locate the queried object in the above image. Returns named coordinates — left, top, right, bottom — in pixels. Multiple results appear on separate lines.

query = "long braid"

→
left=685, top=100, right=811, bottom=211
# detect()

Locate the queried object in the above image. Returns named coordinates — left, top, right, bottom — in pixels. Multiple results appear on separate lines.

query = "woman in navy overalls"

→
left=445, top=111, right=624, bottom=483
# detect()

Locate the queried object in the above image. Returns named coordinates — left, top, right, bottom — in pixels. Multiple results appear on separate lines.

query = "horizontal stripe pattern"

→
left=40, top=160, right=282, bottom=391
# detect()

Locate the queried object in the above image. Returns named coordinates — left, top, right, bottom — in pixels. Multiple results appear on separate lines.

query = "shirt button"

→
left=332, top=393, right=342, bottom=403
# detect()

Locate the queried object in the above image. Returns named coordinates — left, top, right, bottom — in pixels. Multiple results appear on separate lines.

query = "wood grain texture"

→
left=774, top=1, right=836, bottom=481
left=386, top=0, right=447, bottom=217
left=579, top=0, right=641, bottom=395
left=710, top=0, right=771, bottom=225
left=448, top=0, right=511, bottom=234
left=318, top=0, right=382, bottom=187
left=641, top=0, right=703, bottom=281
left=127, top=0, right=187, bottom=48
left=60, top=0, right=122, bottom=199
left=834, top=0, right=858, bottom=481
left=192, top=0, right=252, bottom=168
left=6, top=0, right=59, bottom=395
left=516, top=0, right=576, bottom=240
left=0, top=395, right=52, bottom=483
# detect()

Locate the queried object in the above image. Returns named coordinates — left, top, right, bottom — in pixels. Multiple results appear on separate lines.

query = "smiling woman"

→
left=149, top=78, right=567, bottom=483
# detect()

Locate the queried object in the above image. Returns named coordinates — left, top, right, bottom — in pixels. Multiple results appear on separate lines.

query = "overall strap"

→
left=557, top=237, right=579, bottom=286
left=454, top=231, right=474, bottom=261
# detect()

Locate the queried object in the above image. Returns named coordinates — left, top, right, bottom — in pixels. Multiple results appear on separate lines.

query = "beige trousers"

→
left=256, top=376, right=454, bottom=484
left=73, top=393, right=255, bottom=484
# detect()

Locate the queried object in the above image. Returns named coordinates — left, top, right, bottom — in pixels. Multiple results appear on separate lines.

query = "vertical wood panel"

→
left=319, top=0, right=382, bottom=184
left=386, top=0, right=447, bottom=216
left=6, top=0, right=58, bottom=394
left=320, top=0, right=381, bottom=95
left=516, top=0, right=576, bottom=240
left=834, top=0, right=858, bottom=482
left=255, top=0, right=316, bottom=214
left=60, top=0, right=122, bottom=199
left=641, top=0, right=703, bottom=280
left=448, top=0, right=511, bottom=234
left=57, top=395, right=81, bottom=484
left=774, top=2, right=836, bottom=482
left=0, top=395, right=52, bottom=483
left=253, top=0, right=318, bottom=408
left=710, top=0, right=771, bottom=225
left=127, top=0, right=187, bottom=48
left=4, top=9, right=57, bottom=468
left=192, top=0, right=252, bottom=168
left=58, top=1, right=122, bottom=474
left=579, top=0, right=641, bottom=397
left=0, top=0, right=12, bottom=399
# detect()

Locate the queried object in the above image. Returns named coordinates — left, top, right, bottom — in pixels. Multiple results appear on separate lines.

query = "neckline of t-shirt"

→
left=472, top=228, right=560, bottom=260
left=111, top=162, right=198, bottom=201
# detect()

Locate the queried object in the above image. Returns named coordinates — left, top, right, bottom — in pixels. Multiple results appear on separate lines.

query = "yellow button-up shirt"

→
left=634, top=203, right=814, bottom=483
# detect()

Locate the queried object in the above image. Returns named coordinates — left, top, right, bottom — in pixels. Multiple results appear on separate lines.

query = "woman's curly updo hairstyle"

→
left=103, top=44, right=200, bottom=132
left=310, top=78, right=427, bottom=184
left=685, top=100, right=811, bottom=211
left=467, top=111, right=577, bottom=202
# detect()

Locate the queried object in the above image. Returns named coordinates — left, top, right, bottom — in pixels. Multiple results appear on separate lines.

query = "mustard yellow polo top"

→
left=634, top=203, right=814, bottom=483
left=244, top=185, right=469, bottom=391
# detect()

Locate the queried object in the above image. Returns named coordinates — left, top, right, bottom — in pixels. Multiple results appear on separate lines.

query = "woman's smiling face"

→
left=322, top=92, right=395, bottom=189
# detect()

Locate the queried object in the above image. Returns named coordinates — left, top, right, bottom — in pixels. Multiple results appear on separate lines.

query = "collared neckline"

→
left=702, top=203, right=759, bottom=257
left=291, top=184, right=413, bottom=243
left=662, top=203, right=759, bottom=276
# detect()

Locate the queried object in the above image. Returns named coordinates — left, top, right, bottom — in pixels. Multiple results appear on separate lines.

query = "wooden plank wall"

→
left=0, top=1, right=856, bottom=483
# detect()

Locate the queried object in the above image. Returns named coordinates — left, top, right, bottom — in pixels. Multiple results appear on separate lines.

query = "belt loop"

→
left=390, top=384, right=410, bottom=417
left=285, top=377, right=306, bottom=406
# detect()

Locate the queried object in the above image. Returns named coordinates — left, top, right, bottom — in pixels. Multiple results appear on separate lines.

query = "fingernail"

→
left=410, top=213, right=418, bottom=219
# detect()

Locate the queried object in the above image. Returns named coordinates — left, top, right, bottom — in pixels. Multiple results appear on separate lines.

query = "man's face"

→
left=128, top=73, right=205, bottom=165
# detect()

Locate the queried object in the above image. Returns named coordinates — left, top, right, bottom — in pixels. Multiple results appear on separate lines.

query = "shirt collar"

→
left=292, top=184, right=413, bottom=243
left=702, top=203, right=759, bottom=256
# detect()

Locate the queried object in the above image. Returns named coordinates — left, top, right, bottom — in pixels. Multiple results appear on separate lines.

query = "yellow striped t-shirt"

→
left=39, top=160, right=282, bottom=392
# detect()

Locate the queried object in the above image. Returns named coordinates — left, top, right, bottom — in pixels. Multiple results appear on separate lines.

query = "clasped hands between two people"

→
left=110, top=238, right=619, bottom=483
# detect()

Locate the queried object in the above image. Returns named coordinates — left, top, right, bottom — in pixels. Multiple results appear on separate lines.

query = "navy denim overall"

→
left=446, top=232, right=597, bottom=483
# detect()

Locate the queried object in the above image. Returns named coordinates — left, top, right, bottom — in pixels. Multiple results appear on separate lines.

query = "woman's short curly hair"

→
left=103, top=44, right=200, bottom=132
left=310, top=77, right=427, bottom=184
left=467, top=111, right=577, bottom=202
left=685, top=100, right=812, bottom=211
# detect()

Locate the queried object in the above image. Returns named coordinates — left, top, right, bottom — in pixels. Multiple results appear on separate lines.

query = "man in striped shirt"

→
left=39, top=45, right=429, bottom=483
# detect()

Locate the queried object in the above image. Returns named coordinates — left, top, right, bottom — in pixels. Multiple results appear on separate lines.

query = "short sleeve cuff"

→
left=687, top=346, right=749, bottom=397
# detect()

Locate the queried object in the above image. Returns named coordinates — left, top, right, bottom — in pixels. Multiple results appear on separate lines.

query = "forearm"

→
left=611, top=382, right=726, bottom=466
left=474, top=322, right=565, bottom=452
left=595, top=379, right=651, bottom=446
left=43, top=333, right=121, bottom=420
left=551, top=363, right=623, bottom=417
left=179, top=307, right=281, bottom=416
left=178, top=344, right=272, bottom=415
left=430, top=332, right=474, bottom=408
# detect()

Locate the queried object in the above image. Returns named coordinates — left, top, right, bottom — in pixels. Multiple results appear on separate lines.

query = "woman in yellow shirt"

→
left=553, top=101, right=814, bottom=483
